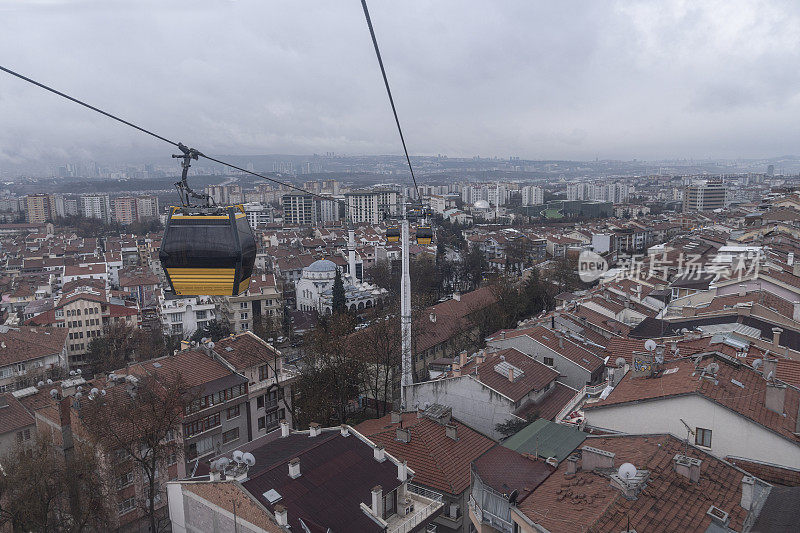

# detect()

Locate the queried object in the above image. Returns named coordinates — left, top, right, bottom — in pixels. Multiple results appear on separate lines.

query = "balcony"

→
left=386, top=484, right=444, bottom=533
left=469, top=494, right=513, bottom=533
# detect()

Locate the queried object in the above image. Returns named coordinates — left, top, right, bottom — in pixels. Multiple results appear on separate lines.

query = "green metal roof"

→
left=502, top=418, right=587, bottom=463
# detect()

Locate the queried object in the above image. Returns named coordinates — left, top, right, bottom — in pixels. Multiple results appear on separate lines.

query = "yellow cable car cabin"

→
left=159, top=205, right=256, bottom=296
left=386, top=225, right=400, bottom=242
left=416, top=225, right=433, bottom=245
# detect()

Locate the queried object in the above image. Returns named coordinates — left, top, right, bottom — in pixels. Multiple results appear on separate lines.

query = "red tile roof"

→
left=214, top=332, right=280, bottom=371
left=516, top=434, right=750, bottom=533
left=356, top=412, right=495, bottom=495
left=0, top=394, right=35, bottom=435
left=516, top=382, right=579, bottom=421
left=0, top=325, right=67, bottom=366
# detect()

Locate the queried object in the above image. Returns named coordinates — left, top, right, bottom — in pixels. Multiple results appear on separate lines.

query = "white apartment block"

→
left=521, top=185, right=544, bottom=206
left=78, top=194, right=112, bottom=222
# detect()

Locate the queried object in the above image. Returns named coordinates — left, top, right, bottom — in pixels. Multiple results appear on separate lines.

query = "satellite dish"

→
left=243, top=452, right=256, bottom=467
left=77, top=386, right=83, bottom=392
left=615, top=357, right=627, bottom=368
left=69, top=370, right=76, bottom=376
left=618, top=462, right=637, bottom=481
left=644, top=339, right=657, bottom=352
left=766, top=370, right=774, bottom=381
left=508, top=489, right=519, bottom=504
left=74, top=392, right=82, bottom=398
left=209, top=459, right=218, bottom=471
left=90, top=388, right=99, bottom=396
left=232, top=450, right=244, bottom=463
left=37, top=381, right=44, bottom=388
left=707, top=362, right=720, bottom=374
left=752, top=359, right=762, bottom=370
left=100, top=389, right=107, bottom=396
left=681, top=328, right=690, bottom=334
left=208, top=341, right=214, bottom=349
left=76, top=369, right=82, bottom=374
left=217, top=457, right=230, bottom=470
left=50, top=389, right=59, bottom=398
left=46, top=379, right=53, bottom=384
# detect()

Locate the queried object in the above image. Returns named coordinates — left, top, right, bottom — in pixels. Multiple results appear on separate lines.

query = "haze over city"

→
left=4, top=0, right=800, bottom=170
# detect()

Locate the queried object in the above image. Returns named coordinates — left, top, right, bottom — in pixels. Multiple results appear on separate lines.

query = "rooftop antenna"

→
left=679, top=418, right=695, bottom=455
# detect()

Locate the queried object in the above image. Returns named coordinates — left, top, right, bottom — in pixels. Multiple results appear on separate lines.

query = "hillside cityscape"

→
left=3, top=0, right=800, bottom=531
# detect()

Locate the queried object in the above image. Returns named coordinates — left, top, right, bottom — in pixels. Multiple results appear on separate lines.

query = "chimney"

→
left=793, top=302, right=800, bottom=322
left=565, top=454, right=579, bottom=478
left=500, top=331, right=506, bottom=340
left=765, top=381, right=787, bottom=415
left=740, top=476, right=756, bottom=511
left=371, top=486, right=384, bottom=518
left=445, top=423, right=458, bottom=441
left=397, top=460, right=408, bottom=482
left=453, top=292, right=461, bottom=301
left=476, top=351, right=486, bottom=364
left=340, top=424, right=350, bottom=437
left=581, top=446, right=615, bottom=471
left=789, top=252, right=795, bottom=266
left=459, top=351, right=468, bottom=368
left=707, top=506, right=730, bottom=528
left=288, top=458, right=301, bottom=479
left=559, top=337, right=564, bottom=349
left=309, top=422, right=321, bottom=437
left=274, top=505, right=288, bottom=526
left=673, top=454, right=702, bottom=483
left=738, top=284, right=746, bottom=297
left=396, top=427, right=411, bottom=443
left=280, top=419, right=289, bottom=438
left=508, top=367, right=515, bottom=382
left=374, top=445, right=386, bottom=462
left=794, top=263, right=800, bottom=277
left=772, top=327, right=783, bottom=349
left=390, top=411, right=401, bottom=424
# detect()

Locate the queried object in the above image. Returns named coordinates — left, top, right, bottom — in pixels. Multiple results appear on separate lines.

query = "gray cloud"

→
left=2, top=0, right=800, bottom=166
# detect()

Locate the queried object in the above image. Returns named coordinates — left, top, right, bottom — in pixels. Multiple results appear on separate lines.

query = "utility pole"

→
left=400, top=197, right=412, bottom=409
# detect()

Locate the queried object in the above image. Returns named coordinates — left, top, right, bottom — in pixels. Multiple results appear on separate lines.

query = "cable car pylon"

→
left=400, top=197, right=412, bottom=409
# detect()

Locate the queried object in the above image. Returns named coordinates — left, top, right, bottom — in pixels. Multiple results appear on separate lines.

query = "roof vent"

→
left=263, top=489, right=282, bottom=504
left=706, top=506, right=730, bottom=527
left=673, top=454, right=702, bottom=483
left=288, top=458, right=301, bottom=479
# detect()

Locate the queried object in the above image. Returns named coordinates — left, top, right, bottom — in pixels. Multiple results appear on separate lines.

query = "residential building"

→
left=281, top=194, right=316, bottom=226
left=521, top=185, right=544, bottom=206
left=78, top=194, right=112, bottom=222
left=0, top=325, right=68, bottom=393
left=214, top=332, right=297, bottom=438
left=25, top=194, right=56, bottom=223
left=136, top=195, right=159, bottom=220
left=509, top=434, right=774, bottom=533
left=0, top=393, right=35, bottom=456
left=217, top=274, right=283, bottom=334
left=357, top=406, right=496, bottom=533
left=113, top=197, right=139, bottom=225
left=683, top=180, right=727, bottom=212
left=346, top=189, right=399, bottom=224
left=158, top=293, right=217, bottom=337
left=583, top=354, right=800, bottom=470
left=242, top=202, right=274, bottom=228
left=167, top=422, right=444, bottom=532
left=405, top=348, right=567, bottom=439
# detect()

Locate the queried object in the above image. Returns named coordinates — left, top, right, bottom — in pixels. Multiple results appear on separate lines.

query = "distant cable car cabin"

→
left=160, top=205, right=256, bottom=296
left=386, top=225, right=400, bottom=242
left=416, top=225, right=433, bottom=245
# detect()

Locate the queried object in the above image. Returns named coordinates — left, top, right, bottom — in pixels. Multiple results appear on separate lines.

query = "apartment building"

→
left=0, top=325, right=68, bottom=393
left=217, top=274, right=282, bottom=334
left=78, top=194, right=112, bottom=222
left=25, top=194, right=57, bottom=223
left=521, top=185, right=544, bottom=206
left=159, top=293, right=217, bottom=337
left=683, top=180, right=727, bottom=212
left=345, top=189, right=399, bottom=224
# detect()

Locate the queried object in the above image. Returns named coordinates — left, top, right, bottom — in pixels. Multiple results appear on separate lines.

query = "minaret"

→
left=348, top=227, right=357, bottom=283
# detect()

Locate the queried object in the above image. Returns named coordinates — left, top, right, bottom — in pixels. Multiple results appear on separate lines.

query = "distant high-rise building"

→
left=114, top=197, right=138, bottom=224
left=566, top=183, right=587, bottom=201
left=136, top=196, right=159, bottom=220
left=345, top=189, right=399, bottom=224
left=521, top=185, right=544, bottom=206
left=24, top=194, right=57, bottom=223
left=282, top=194, right=316, bottom=226
left=205, top=184, right=242, bottom=205
left=682, top=180, right=726, bottom=212
left=79, top=194, right=112, bottom=222
left=767, top=164, right=775, bottom=176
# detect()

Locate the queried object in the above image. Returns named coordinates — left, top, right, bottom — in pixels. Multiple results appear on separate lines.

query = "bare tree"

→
left=0, top=433, right=110, bottom=532
left=352, top=312, right=401, bottom=416
left=81, top=371, right=193, bottom=533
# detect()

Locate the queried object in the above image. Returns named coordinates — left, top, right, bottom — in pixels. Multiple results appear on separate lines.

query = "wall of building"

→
left=489, top=336, right=593, bottom=390
left=584, top=394, right=800, bottom=469
left=405, top=377, right=517, bottom=440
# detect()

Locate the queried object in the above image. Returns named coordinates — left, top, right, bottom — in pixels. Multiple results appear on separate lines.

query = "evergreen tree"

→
left=332, top=268, right=346, bottom=313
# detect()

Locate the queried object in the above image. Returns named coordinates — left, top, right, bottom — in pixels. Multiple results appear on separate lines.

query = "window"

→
left=167, top=453, right=177, bottom=466
left=171, top=323, right=183, bottom=335
left=259, top=364, right=270, bottom=381
left=240, top=313, right=248, bottom=320
left=116, top=471, right=134, bottom=489
left=227, top=405, right=240, bottom=419
left=183, top=412, right=221, bottom=437
left=543, top=357, right=554, bottom=367
left=222, top=427, right=240, bottom=444
left=258, top=409, right=284, bottom=432
left=240, top=302, right=248, bottom=309
left=16, top=429, right=31, bottom=442
left=195, top=310, right=207, bottom=320
left=16, top=363, right=24, bottom=373
left=695, top=427, right=712, bottom=448
left=257, top=395, right=264, bottom=409
left=117, top=497, right=136, bottom=515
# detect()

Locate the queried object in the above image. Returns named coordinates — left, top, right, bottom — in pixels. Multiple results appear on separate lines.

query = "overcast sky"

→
left=2, top=0, right=800, bottom=166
